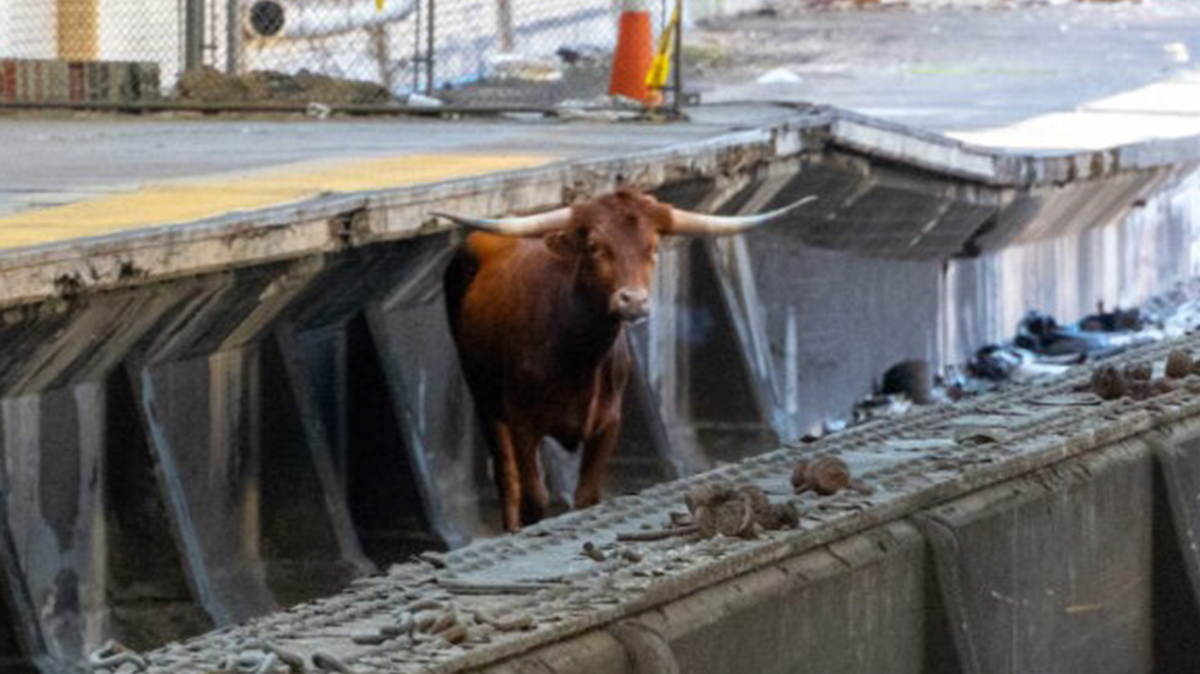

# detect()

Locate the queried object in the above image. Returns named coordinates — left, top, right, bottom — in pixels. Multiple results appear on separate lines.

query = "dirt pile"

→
left=174, top=67, right=393, bottom=105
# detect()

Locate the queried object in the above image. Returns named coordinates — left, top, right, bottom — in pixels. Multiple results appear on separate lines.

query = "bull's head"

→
left=433, top=190, right=815, bottom=323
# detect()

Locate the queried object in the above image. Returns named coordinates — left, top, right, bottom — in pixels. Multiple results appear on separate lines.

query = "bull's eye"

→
left=588, top=241, right=605, bottom=257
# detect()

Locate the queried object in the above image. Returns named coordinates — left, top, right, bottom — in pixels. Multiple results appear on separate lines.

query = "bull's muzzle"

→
left=612, top=287, right=650, bottom=322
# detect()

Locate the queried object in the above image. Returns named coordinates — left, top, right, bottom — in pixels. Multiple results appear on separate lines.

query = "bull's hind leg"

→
left=575, top=423, right=619, bottom=510
left=514, top=430, right=550, bottom=526
left=489, top=422, right=523, bottom=532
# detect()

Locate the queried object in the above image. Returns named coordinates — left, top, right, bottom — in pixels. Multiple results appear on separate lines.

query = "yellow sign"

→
left=376, top=0, right=384, bottom=9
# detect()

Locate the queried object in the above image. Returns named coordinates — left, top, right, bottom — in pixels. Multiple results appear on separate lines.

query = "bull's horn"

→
left=668, top=195, right=817, bottom=235
left=431, top=206, right=573, bottom=237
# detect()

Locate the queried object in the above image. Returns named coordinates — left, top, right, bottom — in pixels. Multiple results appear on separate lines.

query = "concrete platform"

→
left=0, top=105, right=798, bottom=220
left=1, top=97, right=1199, bottom=314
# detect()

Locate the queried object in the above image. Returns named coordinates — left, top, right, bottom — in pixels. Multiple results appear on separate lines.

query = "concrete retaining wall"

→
left=483, top=429, right=1186, bottom=674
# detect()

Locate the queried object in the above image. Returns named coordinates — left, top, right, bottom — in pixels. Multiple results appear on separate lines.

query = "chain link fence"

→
left=0, top=0, right=681, bottom=113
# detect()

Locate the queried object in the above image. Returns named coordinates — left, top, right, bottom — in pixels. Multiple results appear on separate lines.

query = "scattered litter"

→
left=438, top=578, right=561, bottom=595
left=439, top=624, right=470, bottom=645
left=853, top=394, right=912, bottom=425
left=351, top=631, right=391, bottom=646
left=174, top=67, right=392, bottom=105
left=419, top=551, right=448, bottom=569
left=791, top=458, right=852, bottom=496
left=89, top=640, right=148, bottom=672
left=616, top=525, right=697, bottom=542
left=405, top=93, right=445, bottom=108
left=555, top=46, right=606, bottom=66
left=662, top=482, right=802, bottom=540
left=312, top=651, right=357, bottom=674
left=555, top=94, right=646, bottom=121
left=1166, top=348, right=1193, bottom=378
left=1091, top=365, right=1126, bottom=400
left=756, top=67, right=804, bottom=84
left=219, top=651, right=278, bottom=674
left=1125, top=361, right=1152, bottom=382
left=1165, top=42, right=1191, bottom=64
left=1090, top=350, right=1190, bottom=402
left=306, top=102, right=332, bottom=119
left=1079, top=304, right=1145, bottom=333
left=473, top=609, right=536, bottom=633
left=1016, top=311, right=1116, bottom=359
left=620, top=548, right=645, bottom=564
left=1029, top=394, right=1103, bottom=407
left=487, top=52, right=563, bottom=81
left=581, top=541, right=606, bottom=562
left=882, top=360, right=933, bottom=404
left=954, top=428, right=1007, bottom=446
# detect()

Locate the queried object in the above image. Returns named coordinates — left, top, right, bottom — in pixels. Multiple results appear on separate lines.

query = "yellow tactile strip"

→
left=0, top=154, right=551, bottom=248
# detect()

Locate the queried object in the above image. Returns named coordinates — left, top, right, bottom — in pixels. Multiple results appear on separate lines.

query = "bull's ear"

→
left=544, top=229, right=582, bottom=258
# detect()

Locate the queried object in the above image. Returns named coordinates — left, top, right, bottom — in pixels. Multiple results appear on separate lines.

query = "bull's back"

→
left=444, top=233, right=540, bottom=408
left=445, top=233, right=519, bottom=335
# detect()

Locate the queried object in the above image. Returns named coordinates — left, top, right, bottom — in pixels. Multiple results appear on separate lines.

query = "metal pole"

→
left=497, top=0, right=514, bottom=52
left=672, top=0, right=682, bottom=115
left=225, top=0, right=241, bottom=73
left=425, top=0, right=436, bottom=94
left=185, top=0, right=206, bottom=71
left=412, top=0, right=422, bottom=94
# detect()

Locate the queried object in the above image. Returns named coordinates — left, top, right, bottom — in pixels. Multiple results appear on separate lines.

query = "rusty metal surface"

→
left=133, top=334, right=1200, bottom=673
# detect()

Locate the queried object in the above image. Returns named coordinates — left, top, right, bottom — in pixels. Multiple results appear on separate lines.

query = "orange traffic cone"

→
left=609, top=0, right=654, bottom=103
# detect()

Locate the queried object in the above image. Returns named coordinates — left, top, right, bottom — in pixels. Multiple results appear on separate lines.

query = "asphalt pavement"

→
left=693, top=0, right=1200, bottom=131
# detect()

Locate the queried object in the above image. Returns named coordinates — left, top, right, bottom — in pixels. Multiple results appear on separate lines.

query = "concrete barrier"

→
left=0, top=59, right=159, bottom=104
left=479, top=426, right=1179, bottom=674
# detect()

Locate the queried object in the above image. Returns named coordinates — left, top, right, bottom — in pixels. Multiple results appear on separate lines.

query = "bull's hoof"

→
left=519, top=502, right=546, bottom=527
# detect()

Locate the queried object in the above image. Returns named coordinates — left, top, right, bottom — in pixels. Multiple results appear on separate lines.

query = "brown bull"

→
left=436, top=189, right=814, bottom=532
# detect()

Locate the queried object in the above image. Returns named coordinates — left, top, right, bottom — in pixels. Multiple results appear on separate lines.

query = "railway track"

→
left=127, top=333, right=1200, bottom=674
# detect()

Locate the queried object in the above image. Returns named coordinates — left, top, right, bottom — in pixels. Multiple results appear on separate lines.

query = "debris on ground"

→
left=1079, top=304, right=1147, bottom=333
left=1166, top=347, right=1194, bottom=378
left=792, top=457, right=851, bottom=496
left=1015, top=310, right=1121, bottom=359
left=174, top=67, right=393, bottom=105
left=554, top=94, right=647, bottom=121
left=487, top=52, right=564, bottom=82
left=581, top=541, right=606, bottom=562
left=881, top=360, right=933, bottom=404
left=1090, top=365, right=1126, bottom=401
left=89, top=639, right=148, bottom=673
left=1089, top=346, right=1197, bottom=401
left=1165, top=41, right=1191, bottom=65
left=756, top=67, right=804, bottom=84
left=630, top=482, right=806, bottom=541
left=404, top=93, right=445, bottom=108
left=841, top=286, right=1200, bottom=440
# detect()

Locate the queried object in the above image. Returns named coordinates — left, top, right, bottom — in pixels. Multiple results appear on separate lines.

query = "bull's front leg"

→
left=574, top=422, right=620, bottom=510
